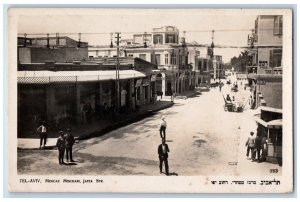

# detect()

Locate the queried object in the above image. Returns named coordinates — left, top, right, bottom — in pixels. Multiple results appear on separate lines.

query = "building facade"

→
left=247, top=15, right=283, bottom=73
left=18, top=36, right=89, bottom=63
left=17, top=58, right=158, bottom=137
left=88, top=26, right=195, bottom=96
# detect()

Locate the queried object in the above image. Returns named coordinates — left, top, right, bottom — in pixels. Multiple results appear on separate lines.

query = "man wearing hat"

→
left=159, top=117, right=167, bottom=140
left=64, top=128, right=75, bottom=162
left=245, top=131, right=255, bottom=160
left=56, top=131, right=66, bottom=165
left=158, top=138, right=170, bottom=176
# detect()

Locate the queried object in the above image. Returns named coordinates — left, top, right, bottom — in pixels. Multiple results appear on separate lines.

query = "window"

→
left=254, top=18, right=258, bottom=34
left=274, top=16, right=283, bottom=35
left=165, top=54, right=169, bottom=64
left=168, top=36, right=174, bottom=43
left=155, top=54, right=161, bottom=65
left=153, top=35, right=163, bottom=44
left=166, top=34, right=176, bottom=43
left=139, top=54, right=146, bottom=60
left=170, top=53, right=176, bottom=65
left=269, top=49, right=282, bottom=67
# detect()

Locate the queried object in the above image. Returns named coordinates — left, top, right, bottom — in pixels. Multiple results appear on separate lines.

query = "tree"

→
left=229, top=50, right=252, bottom=73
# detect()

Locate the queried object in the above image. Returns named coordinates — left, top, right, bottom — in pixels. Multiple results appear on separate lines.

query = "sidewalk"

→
left=18, top=100, right=173, bottom=150
left=160, top=90, right=200, bottom=101
left=236, top=106, right=282, bottom=176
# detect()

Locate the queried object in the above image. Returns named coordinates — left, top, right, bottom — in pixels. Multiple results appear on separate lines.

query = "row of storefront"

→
left=247, top=74, right=283, bottom=165
left=17, top=59, right=162, bottom=135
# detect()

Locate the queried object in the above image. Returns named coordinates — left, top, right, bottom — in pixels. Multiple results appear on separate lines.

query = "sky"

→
left=17, top=9, right=258, bottom=62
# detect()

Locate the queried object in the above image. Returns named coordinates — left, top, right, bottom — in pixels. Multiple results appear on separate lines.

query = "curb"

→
left=18, top=102, right=174, bottom=150
left=78, top=102, right=174, bottom=140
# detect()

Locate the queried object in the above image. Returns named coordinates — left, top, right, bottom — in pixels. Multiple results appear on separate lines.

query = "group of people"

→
left=158, top=117, right=170, bottom=176
left=56, top=128, right=76, bottom=165
left=37, top=121, right=76, bottom=165
left=245, top=131, right=268, bottom=163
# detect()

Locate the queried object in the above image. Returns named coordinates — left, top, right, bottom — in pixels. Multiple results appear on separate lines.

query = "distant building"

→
left=194, top=46, right=213, bottom=85
left=18, top=36, right=88, bottom=63
left=212, top=55, right=224, bottom=80
left=88, top=26, right=195, bottom=96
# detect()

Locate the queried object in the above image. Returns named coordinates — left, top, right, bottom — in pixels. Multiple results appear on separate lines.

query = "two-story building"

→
left=88, top=26, right=195, bottom=96
left=247, top=15, right=283, bottom=74
left=246, top=15, right=283, bottom=165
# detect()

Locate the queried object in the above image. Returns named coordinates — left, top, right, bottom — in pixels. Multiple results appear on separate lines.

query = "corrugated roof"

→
left=18, top=70, right=145, bottom=84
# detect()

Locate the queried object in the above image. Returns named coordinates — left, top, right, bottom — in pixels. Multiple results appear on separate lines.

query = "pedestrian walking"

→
left=245, top=131, right=255, bottom=160
left=64, top=128, right=75, bottom=162
left=159, top=117, right=167, bottom=140
left=56, top=131, right=66, bottom=165
left=253, top=134, right=262, bottom=163
left=158, top=139, right=170, bottom=176
left=36, top=121, right=48, bottom=149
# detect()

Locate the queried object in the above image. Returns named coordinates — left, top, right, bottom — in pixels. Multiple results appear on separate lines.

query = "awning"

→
left=18, top=70, right=146, bottom=84
left=267, top=119, right=282, bottom=129
left=254, top=116, right=282, bottom=129
left=135, top=79, right=143, bottom=87
left=260, top=106, right=282, bottom=114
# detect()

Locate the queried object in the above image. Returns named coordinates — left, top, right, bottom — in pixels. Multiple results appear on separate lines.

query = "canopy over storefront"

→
left=18, top=70, right=146, bottom=84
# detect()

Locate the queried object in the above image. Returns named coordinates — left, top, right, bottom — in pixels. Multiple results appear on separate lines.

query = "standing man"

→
left=159, top=117, right=167, bottom=140
left=56, top=131, right=66, bottom=165
left=254, top=134, right=262, bottom=163
left=158, top=139, right=170, bottom=176
left=36, top=121, right=48, bottom=149
left=245, top=131, right=255, bottom=159
left=260, top=135, right=268, bottom=162
left=64, top=128, right=75, bottom=162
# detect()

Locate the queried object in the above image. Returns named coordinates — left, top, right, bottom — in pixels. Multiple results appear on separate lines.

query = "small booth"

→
left=253, top=106, right=282, bottom=166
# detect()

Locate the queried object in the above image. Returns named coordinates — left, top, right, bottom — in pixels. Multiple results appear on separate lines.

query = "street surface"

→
left=18, top=76, right=281, bottom=176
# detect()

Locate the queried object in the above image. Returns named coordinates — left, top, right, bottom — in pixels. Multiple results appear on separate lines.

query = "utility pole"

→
left=115, top=32, right=121, bottom=111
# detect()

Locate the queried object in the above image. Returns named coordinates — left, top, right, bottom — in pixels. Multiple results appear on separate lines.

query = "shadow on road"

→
left=161, top=171, right=178, bottom=176
left=63, top=162, right=78, bottom=166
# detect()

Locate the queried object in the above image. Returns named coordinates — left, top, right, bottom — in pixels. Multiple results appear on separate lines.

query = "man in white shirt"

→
left=37, top=121, right=48, bottom=149
left=159, top=117, right=167, bottom=140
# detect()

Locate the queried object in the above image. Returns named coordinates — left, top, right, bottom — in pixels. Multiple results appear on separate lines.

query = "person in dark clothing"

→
left=260, top=135, right=268, bottom=162
left=226, top=94, right=232, bottom=102
left=56, top=131, right=66, bottom=165
left=64, top=128, right=75, bottom=162
left=158, top=139, right=170, bottom=176
left=82, top=102, right=93, bottom=123
left=254, top=134, right=262, bottom=162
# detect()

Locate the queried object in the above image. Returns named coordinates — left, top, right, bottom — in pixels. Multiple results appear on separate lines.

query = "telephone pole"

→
left=115, top=32, right=121, bottom=111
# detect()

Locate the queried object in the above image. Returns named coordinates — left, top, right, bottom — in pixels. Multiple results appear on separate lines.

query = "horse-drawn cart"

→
left=223, top=95, right=245, bottom=112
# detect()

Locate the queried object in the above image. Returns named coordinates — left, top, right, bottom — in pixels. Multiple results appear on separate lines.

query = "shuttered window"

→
left=274, top=16, right=283, bottom=35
